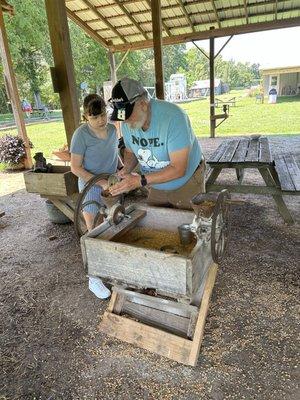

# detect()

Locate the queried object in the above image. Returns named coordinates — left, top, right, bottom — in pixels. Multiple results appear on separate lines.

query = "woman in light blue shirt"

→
left=70, top=94, right=119, bottom=299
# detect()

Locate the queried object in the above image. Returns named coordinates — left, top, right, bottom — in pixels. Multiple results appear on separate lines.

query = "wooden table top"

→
left=207, top=137, right=272, bottom=165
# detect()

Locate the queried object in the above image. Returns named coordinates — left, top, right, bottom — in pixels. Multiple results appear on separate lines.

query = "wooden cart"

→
left=81, top=204, right=223, bottom=366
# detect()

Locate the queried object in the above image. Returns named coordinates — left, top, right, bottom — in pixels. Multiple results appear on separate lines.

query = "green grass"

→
left=0, top=91, right=299, bottom=171
left=181, top=92, right=300, bottom=136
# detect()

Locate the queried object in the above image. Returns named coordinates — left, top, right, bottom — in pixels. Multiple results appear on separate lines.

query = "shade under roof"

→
left=65, top=0, right=300, bottom=52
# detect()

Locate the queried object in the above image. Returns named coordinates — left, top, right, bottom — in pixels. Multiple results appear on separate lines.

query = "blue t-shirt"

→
left=122, top=99, right=202, bottom=190
left=70, top=123, right=118, bottom=175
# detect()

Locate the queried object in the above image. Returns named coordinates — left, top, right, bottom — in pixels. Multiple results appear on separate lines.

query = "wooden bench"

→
left=274, top=154, right=300, bottom=193
left=206, top=137, right=299, bottom=224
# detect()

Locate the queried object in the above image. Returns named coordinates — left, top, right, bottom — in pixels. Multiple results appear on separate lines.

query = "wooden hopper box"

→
left=82, top=205, right=213, bottom=303
left=24, top=166, right=78, bottom=197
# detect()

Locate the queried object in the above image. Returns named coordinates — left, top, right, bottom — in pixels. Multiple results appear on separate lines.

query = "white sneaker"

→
left=88, top=276, right=111, bottom=299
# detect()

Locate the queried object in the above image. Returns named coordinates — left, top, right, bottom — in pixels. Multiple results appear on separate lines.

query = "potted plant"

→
left=0, top=134, right=33, bottom=170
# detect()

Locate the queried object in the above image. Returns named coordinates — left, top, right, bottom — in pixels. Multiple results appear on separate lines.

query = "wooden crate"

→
left=82, top=205, right=213, bottom=304
left=24, top=166, right=78, bottom=197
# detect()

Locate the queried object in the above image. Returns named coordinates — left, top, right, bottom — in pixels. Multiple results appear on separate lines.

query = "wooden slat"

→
left=274, top=155, right=295, bottom=191
left=231, top=139, right=249, bottom=162
left=99, top=312, right=192, bottom=365
left=259, top=137, right=272, bottom=164
left=122, top=301, right=190, bottom=336
left=284, top=154, right=300, bottom=191
left=113, top=287, right=198, bottom=318
left=97, top=209, right=146, bottom=241
left=188, top=263, right=218, bottom=366
left=207, top=141, right=228, bottom=163
left=245, top=138, right=259, bottom=162
left=219, top=139, right=239, bottom=163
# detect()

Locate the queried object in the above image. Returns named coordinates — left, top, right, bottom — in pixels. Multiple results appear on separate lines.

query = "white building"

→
left=165, top=74, right=187, bottom=102
left=261, top=65, right=300, bottom=96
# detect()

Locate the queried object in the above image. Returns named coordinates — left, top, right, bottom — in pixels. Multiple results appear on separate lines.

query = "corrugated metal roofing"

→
left=65, top=0, right=300, bottom=51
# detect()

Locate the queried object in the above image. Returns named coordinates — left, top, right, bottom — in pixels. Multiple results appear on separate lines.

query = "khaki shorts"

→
left=147, top=159, right=206, bottom=210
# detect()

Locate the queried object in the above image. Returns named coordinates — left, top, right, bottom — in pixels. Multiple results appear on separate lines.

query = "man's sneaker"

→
left=89, top=276, right=111, bottom=299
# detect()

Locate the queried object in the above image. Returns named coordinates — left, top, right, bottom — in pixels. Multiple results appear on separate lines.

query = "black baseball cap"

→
left=109, top=78, right=146, bottom=121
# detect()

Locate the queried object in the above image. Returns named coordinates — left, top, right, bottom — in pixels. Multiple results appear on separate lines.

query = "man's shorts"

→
left=147, top=159, right=206, bottom=210
left=78, top=178, right=103, bottom=215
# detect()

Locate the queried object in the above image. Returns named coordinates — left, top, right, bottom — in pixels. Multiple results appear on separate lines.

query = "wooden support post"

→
left=0, top=5, right=32, bottom=168
left=45, top=0, right=80, bottom=148
left=108, top=51, right=117, bottom=86
left=151, top=0, right=164, bottom=99
left=209, top=28, right=215, bottom=138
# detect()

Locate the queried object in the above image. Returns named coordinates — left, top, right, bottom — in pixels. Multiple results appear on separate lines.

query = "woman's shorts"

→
left=78, top=178, right=103, bottom=215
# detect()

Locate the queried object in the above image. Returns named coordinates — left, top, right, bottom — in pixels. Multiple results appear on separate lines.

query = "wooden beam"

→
left=0, top=6, right=32, bottom=168
left=210, top=1, right=221, bottom=29
left=111, top=16, right=300, bottom=52
left=151, top=0, right=164, bottom=100
left=275, top=0, right=278, bottom=20
left=209, top=29, right=215, bottom=138
left=115, top=49, right=130, bottom=72
left=66, top=8, right=109, bottom=48
left=243, top=0, right=249, bottom=24
left=145, top=0, right=171, bottom=36
left=45, top=0, right=80, bottom=148
left=81, top=0, right=127, bottom=43
left=177, top=0, right=195, bottom=32
left=83, top=1, right=289, bottom=31
left=192, top=41, right=209, bottom=59
left=214, top=35, right=233, bottom=59
left=113, top=0, right=149, bottom=40
left=1, top=0, right=14, bottom=15
left=108, top=51, right=117, bottom=85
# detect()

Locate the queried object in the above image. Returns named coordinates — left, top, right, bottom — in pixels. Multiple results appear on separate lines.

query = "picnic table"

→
left=206, top=136, right=300, bottom=224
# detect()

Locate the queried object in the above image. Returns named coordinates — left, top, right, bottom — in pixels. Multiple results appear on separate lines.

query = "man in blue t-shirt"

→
left=109, top=78, right=205, bottom=209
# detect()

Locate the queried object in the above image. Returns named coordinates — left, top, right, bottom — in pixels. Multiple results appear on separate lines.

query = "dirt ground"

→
left=0, top=136, right=299, bottom=400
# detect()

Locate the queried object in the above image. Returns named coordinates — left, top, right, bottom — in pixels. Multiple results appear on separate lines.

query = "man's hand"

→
left=96, top=179, right=109, bottom=191
left=116, top=167, right=129, bottom=179
left=109, top=174, right=141, bottom=196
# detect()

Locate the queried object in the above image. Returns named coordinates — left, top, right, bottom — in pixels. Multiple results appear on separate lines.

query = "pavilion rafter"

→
left=98, top=5, right=300, bottom=40
left=275, top=0, right=278, bottom=20
left=113, top=0, right=149, bottom=40
left=177, top=0, right=195, bottom=32
left=66, top=8, right=109, bottom=48
left=210, top=1, right=221, bottom=28
left=110, top=16, right=300, bottom=52
left=145, top=0, right=171, bottom=36
left=243, top=0, right=249, bottom=24
left=81, top=0, right=128, bottom=43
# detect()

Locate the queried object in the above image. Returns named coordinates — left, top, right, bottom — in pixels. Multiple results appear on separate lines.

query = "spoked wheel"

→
left=74, top=173, right=124, bottom=238
left=211, top=189, right=231, bottom=264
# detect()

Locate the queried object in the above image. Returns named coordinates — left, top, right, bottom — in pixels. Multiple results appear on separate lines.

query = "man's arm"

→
left=117, top=148, right=139, bottom=177
left=110, top=147, right=189, bottom=195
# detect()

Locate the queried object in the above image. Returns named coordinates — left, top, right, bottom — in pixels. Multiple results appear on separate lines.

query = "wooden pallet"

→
left=99, top=263, right=218, bottom=366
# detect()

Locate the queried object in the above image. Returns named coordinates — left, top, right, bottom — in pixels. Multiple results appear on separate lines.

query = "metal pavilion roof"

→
left=65, top=0, right=300, bottom=52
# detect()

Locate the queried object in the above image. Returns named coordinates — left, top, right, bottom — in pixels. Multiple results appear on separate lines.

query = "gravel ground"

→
left=0, top=135, right=299, bottom=400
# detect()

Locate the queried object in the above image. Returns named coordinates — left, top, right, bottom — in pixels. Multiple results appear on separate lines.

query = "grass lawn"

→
left=181, top=91, right=300, bottom=136
left=0, top=90, right=299, bottom=171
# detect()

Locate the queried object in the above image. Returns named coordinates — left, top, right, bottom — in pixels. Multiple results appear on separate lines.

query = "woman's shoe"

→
left=89, top=276, right=111, bottom=299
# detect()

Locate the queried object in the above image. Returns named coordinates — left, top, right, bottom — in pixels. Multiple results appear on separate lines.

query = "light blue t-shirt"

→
left=122, top=99, right=202, bottom=190
left=70, top=123, right=118, bottom=175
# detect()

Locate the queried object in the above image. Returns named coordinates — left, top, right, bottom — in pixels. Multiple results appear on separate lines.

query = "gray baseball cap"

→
left=109, top=78, right=146, bottom=121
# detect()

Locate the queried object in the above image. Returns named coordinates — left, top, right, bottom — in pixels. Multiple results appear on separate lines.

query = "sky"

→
left=188, top=27, right=300, bottom=68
